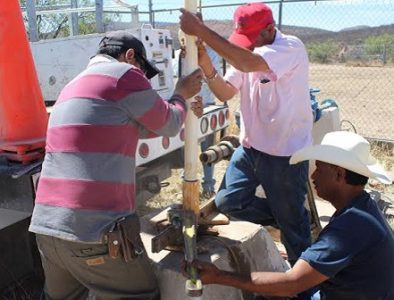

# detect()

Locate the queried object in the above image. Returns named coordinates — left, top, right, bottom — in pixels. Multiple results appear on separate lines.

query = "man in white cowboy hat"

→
left=186, top=131, right=394, bottom=300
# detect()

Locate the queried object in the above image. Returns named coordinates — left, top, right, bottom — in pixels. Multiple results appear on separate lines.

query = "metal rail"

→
left=23, top=0, right=139, bottom=42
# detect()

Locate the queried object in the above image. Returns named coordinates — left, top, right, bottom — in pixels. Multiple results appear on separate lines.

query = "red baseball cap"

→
left=229, top=2, right=274, bottom=49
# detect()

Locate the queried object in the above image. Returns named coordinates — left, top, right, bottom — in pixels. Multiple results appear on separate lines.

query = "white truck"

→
left=30, top=25, right=229, bottom=203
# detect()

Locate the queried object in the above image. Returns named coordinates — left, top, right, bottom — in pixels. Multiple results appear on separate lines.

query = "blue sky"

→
left=105, top=0, right=394, bottom=32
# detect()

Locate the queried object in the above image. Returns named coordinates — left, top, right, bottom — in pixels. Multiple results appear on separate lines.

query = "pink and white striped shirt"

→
left=29, top=55, right=187, bottom=242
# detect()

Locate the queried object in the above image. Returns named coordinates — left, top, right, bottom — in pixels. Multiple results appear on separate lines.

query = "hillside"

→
left=157, top=20, right=394, bottom=49
left=286, top=23, right=394, bottom=45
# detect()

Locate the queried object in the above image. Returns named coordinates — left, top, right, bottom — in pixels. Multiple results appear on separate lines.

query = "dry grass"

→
left=369, top=141, right=394, bottom=201
left=371, top=141, right=394, bottom=172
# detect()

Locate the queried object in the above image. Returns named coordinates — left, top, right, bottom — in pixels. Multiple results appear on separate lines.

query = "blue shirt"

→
left=301, top=191, right=394, bottom=300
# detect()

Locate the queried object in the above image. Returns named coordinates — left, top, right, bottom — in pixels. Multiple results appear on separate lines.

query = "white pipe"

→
left=182, top=0, right=199, bottom=182
left=182, top=2, right=203, bottom=299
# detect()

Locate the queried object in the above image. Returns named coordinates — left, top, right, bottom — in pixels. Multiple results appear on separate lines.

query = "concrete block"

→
left=141, top=217, right=289, bottom=300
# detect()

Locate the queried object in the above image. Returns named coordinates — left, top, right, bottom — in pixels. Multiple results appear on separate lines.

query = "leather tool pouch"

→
left=115, top=215, right=145, bottom=262
left=107, top=230, right=121, bottom=259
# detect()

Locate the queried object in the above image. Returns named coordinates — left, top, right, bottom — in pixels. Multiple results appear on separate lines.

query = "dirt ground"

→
left=309, top=63, right=394, bottom=141
left=309, top=63, right=394, bottom=202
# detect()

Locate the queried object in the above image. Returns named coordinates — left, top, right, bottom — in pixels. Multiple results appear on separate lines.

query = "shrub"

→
left=306, top=40, right=340, bottom=64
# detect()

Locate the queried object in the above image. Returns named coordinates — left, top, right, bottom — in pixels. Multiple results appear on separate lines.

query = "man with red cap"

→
left=180, top=2, right=313, bottom=267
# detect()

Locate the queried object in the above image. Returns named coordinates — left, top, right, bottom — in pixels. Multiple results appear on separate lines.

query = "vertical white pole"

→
left=182, top=0, right=200, bottom=214
left=181, top=1, right=203, bottom=298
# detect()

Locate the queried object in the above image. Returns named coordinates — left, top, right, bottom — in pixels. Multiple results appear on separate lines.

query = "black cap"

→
left=99, top=31, right=159, bottom=79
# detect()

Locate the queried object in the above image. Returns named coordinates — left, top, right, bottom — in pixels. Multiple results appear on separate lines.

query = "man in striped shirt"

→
left=29, top=31, right=202, bottom=300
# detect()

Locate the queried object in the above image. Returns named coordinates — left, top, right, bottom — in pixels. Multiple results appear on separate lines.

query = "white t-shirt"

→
left=225, top=30, right=313, bottom=156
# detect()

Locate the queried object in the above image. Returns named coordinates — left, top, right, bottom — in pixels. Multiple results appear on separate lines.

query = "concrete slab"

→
left=141, top=217, right=289, bottom=300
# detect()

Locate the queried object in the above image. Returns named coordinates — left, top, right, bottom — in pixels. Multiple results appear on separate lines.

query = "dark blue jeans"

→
left=200, top=133, right=216, bottom=193
left=215, top=146, right=311, bottom=262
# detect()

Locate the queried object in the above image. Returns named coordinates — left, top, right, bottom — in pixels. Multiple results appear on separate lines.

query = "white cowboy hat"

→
left=290, top=131, right=392, bottom=184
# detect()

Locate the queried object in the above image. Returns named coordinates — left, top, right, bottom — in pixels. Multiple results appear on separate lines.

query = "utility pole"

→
left=148, top=0, right=153, bottom=26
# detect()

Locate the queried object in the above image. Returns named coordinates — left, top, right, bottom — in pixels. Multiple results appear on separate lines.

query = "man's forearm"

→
left=205, top=74, right=236, bottom=102
left=197, top=51, right=236, bottom=101
left=196, top=26, right=269, bottom=73
left=213, top=270, right=301, bottom=298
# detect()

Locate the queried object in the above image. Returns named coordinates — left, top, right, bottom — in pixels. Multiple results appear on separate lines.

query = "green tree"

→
left=20, top=0, right=121, bottom=39
left=364, top=33, right=394, bottom=64
left=306, top=40, right=340, bottom=64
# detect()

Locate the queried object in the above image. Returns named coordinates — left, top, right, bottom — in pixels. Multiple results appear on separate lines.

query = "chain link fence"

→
left=150, top=0, right=394, bottom=142
left=22, top=0, right=394, bottom=142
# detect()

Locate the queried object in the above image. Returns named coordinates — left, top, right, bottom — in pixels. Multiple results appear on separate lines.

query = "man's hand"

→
left=179, top=8, right=204, bottom=37
left=174, top=68, right=202, bottom=99
left=190, top=96, right=203, bottom=118
left=190, top=260, right=222, bottom=285
left=196, top=39, right=215, bottom=77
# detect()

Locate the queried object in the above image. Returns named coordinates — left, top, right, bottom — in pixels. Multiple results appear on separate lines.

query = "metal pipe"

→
left=182, top=211, right=202, bottom=299
left=28, top=6, right=138, bottom=15
left=148, top=0, right=335, bottom=14
left=95, top=0, right=104, bottom=33
left=148, top=0, right=153, bottom=26
left=200, top=136, right=240, bottom=164
left=70, top=0, right=79, bottom=36
left=199, top=141, right=235, bottom=164
left=278, top=0, right=283, bottom=30
left=26, top=0, right=39, bottom=42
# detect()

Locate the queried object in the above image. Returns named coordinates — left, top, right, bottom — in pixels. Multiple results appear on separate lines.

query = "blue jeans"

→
left=254, top=290, right=320, bottom=300
left=215, top=146, right=311, bottom=262
left=201, top=133, right=216, bottom=192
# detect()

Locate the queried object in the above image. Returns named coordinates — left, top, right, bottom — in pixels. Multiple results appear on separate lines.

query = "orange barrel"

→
left=0, top=0, right=48, bottom=162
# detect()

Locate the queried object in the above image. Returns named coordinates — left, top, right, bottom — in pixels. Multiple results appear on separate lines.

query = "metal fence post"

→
left=26, top=0, right=39, bottom=42
left=95, top=0, right=104, bottom=33
left=70, top=0, right=79, bottom=36
left=149, top=0, right=153, bottom=26
left=278, top=0, right=283, bottom=30
left=383, top=44, right=387, bottom=65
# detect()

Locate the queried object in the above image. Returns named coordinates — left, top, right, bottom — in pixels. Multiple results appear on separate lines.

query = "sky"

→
left=103, top=0, right=394, bottom=32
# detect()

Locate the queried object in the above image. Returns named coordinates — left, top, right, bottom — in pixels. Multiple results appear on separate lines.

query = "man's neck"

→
left=331, top=186, right=365, bottom=211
